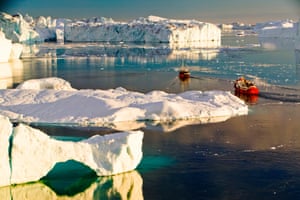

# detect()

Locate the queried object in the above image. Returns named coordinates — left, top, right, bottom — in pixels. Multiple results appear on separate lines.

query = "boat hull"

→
left=234, top=86, right=259, bottom=95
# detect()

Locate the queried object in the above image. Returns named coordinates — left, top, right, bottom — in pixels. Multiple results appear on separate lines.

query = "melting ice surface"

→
left=0, top=77, right=248, bottom=129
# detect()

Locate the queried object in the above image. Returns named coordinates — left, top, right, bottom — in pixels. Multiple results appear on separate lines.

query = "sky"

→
left=1, top=0, right=300, bottom=24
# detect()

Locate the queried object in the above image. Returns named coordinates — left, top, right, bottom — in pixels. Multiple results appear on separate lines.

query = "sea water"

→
left=2, top=32, right=300, bottom=199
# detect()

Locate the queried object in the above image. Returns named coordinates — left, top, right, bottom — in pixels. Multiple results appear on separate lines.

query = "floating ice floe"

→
left=0, top=114, right=143, bottom=187
left=0, top=77, right=248, bottom=128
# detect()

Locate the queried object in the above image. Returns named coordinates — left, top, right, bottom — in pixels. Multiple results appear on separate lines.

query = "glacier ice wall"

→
left=0, top=12, right=220, bottom=47
left=64, top=16, right=221, bottom=47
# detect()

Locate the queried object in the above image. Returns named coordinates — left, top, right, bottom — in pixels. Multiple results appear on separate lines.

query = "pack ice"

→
left=0, top=115, right=144, bottom=187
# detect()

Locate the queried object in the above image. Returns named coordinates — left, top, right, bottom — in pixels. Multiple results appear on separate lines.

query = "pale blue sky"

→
left=1, top=0, right=300, bottom=24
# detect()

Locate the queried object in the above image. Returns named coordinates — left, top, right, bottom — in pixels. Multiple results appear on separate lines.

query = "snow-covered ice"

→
left=0, top=77, right=248, bottom=127
left=0, top=115, right=144, bottom=186
left=16, top=77, right=76, bottom=90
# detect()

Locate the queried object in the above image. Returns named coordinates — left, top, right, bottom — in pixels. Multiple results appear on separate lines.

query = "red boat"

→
left=234, top=77, right=259, bottom=95
left=178, top=69, right=190, bottom=81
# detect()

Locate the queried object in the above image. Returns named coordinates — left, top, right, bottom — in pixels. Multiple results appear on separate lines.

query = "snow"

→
left=0, top=114, right=144, bottom=186
left=0, top=77, right=248, bottom=127
left=0, top=12, right=220, bottom=47
left=16, top=77, right=76, bottom=90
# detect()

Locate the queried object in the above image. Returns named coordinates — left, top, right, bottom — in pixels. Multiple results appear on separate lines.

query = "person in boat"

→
left=237, top=77, right=254, bottom=87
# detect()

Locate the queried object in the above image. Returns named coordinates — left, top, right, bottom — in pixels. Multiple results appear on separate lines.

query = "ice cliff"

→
left=0, top=115, right=144, bottom=187
left=0, top=12, right=221, bottom=47
left=0, top=30, right=23, bottom=62
left=64, top=15, right=221, bottom=47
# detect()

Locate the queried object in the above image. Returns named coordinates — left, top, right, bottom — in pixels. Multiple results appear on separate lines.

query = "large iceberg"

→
left=255, top=19, right=298, bottom=38
left=0, top=77, right=247, bottom=127
left=0, top=12, right=220, bottom=47
left=0, top=115, right=143, bottom=187
left=0, top=12, right=42, bottom=43
left=0, top=30, right=23, bottom=62
left=254, top=19, right=300, bottom=50
left=64, top=15, right=221, bottom=47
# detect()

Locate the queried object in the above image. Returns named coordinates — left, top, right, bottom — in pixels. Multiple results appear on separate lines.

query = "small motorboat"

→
left=234, top=77, right=259, bottom=95
left=178, top=69, right=190, bottom=81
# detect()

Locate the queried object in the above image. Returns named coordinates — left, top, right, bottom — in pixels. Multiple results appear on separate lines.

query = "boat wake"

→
left=235, top=76, right=300, bottom=103
left=258, top=85, right=300, bottom=103
left=259, top=91, right=300, bottom=103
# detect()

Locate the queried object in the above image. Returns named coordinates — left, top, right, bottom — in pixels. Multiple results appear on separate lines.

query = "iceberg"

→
left=255, top=20, right=298, bottom=39
left=0, top=30, right=23, bottom=62
left=0, top=115, right=12, bottom=187
left=64, top=15, right=221, bottom=47
left=0, top=77, right=247, bottom=127
left=254, top=20, right=300, bottom=50
left=0, top=12, right=220, bottom=47
left=0, top=115, right=143, bottom=187
left=0, top=30, right=12, bottom=62
left=0, top=12, right=42, bottom=43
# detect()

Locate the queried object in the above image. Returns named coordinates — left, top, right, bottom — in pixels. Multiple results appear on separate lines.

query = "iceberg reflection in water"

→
left=0, top=170, right=143, bottom=200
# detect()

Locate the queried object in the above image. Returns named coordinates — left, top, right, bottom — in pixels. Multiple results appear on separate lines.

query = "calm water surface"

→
left=1, top=32, right=300, bottom=199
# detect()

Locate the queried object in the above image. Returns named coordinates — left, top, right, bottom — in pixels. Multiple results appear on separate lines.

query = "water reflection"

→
left=0, top=170, right=143, bottom=200
left=258, top=37, right=296, bottom=50
left=296, top=50, right=300, bottom=81
left=21, top=42, right=219, bottom=62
